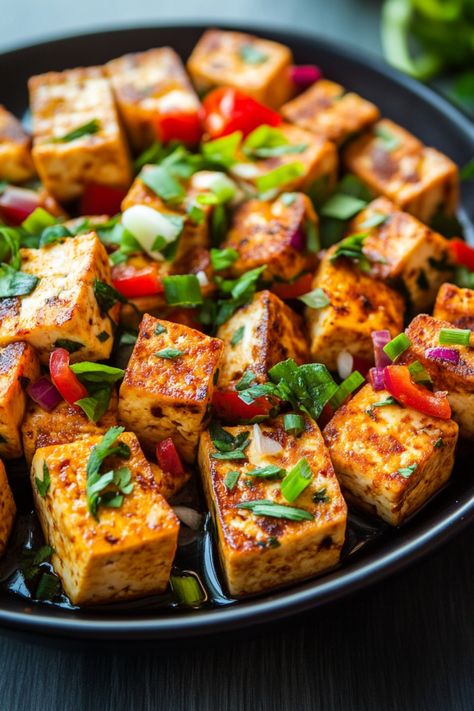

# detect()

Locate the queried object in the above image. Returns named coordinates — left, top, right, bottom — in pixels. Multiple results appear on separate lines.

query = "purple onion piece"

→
left=369, top=367, right=386, bottom=391
left=371, top=330, right=392, bottom=368
left=27, top=376, right=62, bottom=412
left=290, top=64, right=323, bottom=88
left=290, top=228, right=306, bottom=252
left=425, top=347, right=460, bottom=364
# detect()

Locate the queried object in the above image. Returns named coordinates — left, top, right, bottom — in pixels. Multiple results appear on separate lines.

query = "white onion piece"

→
left=252, top=424, right=283, bottom=456
left=191, top=171, right=237, bottom=197
left=337, top=350, right=353, bottom=380
left=153, top=89, right=199, bottom=114
left=122, top=205, right=180, bottom=260
left=172, top=506, right=203, bottom=530
left=231, top=163, right=260, bottom=180
left=195, top=270, right=209, bottom=288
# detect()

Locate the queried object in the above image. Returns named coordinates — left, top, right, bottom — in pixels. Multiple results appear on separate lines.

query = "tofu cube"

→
left=344, top=119, right=459, bottom=224
left=222, top=192, right=318, bottom=282
left=281, top=79, right=380, bottom=145
left=433, top=283, right=474, bottom=331
left=29, top=67, right=132, bottom=203
left=0, top=460, right=16, bottom=558
left=187, top=29, right=294, bottom=108
left=106, top=48, right=201, bottom=151
left=0, top=105, right=35, bottom=183
left=31, top=432, right=179, bottom=605
left=350, top=197, right=453, bottom=312
left=119, top=314, right=224, bottom=462
left=198, top=415, right=347, bottom=597
left=305, top=247, right=405, bottom=371
left=402, top=314, right=474, bottom=439
left=0, top=232, right=119, bottom=364
left=323, top=384, right=458, bottom=525
left=216, top=290, right=309, bottom=388
left=0, top=343, right=40, bottom=459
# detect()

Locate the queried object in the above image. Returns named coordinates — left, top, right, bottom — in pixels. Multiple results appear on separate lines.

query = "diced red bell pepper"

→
left=272, top=273, right=314, bottom=300
left=202, top=87, right=282, bottom=139
left=0, top=186, right=40, bottom=225
left=154, top=110, right=203, bottom=146
left=450, top=239, right=474, bottom=273
left=80, top=183, right=128, bottom=217
left=112, top=264, right=164, bottom=299
left=384, top=365, right=451, bottom=420
left=156, top=438, right=185, bottom=478
left=49, top=348, right=88, bottom=405
left=212, top=389, right=274, bottom=422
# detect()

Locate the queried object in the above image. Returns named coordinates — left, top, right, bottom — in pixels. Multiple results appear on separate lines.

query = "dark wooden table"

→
left=1, top=2, right=473, bottom=709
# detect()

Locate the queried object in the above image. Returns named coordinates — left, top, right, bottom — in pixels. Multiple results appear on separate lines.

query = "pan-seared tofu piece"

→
left=119, top=314, right=223, bottom=462
left=217, top=290, right=309, bottom=388
left=281, top=79, right=379, bottom=145
left=0, top=105, right=35, bottom=183
left=148, top=461, right=190, bottom=501
left=0, top=460, right=16, bottom=558
left=0, top=232, right=119, bottom=364
left=31, top=431, right=179, bottom=605
left=344, top=119, right=459, bottom=224
left=305, top=247, right=404, bottom=371
left=433, top=283, right=474, bottom=330
left=324, top=384, right=458, bottom=525
left=0, top=343, right=40, bottom=459
left=349, top=197, right=453, bottom=312
left=198, top=416, right=347, bottom=596
left=402, top=314, right=474, bottom=439
left=222, top=192, right=318, bottom=281
left=29, top=66, right=132, bottom=203
left=187, top=29, right=294, bottom=108
left=231, top=123, right=338, bottom=197
left=106, top=48, right=201, bottom=151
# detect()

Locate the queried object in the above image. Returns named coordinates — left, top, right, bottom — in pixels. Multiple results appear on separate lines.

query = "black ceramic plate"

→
left=0, top=23, right=473, bottom=642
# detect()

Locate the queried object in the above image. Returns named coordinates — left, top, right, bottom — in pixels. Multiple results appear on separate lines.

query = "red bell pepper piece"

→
left=202, top=87, right=281, bottom=139
left=272, top=273, right=314, bottom=300
left=80, top=183, right=128, bottom=217
left=0, top=186, right=40, bottom=225
left=156, top=438, right=185, bottom=478
left=450, top=239, right=474, bottom=273
left=154, top=110, right=203, bottom=146
left=112, top=264, right=164, bottom=299
left=212, top=389, right=274, bottom=422
left=384, top=365, right=451, bottom=420
left=49, top=348, right=88, bottom=405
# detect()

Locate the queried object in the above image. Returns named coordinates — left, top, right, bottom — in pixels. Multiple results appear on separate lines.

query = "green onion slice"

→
left=170, top=573, right=205, bottom=606
left=163, top=274, right=203, bottom=307
left=439, top=328, right=471, bottom=347
left=246, top=465, right=286, bottom=479
left=283, top=413, right=305, bottom=436
left=330, top=371, right=365, bottom=410
left=298, top=287, right=329, bottom=309
left=236, top=499, right=314, bottom=521
left=224, top=470, right=241, bottom=490
left=255, top=162, right=305, bottom=193
left=383, top=333, right=411, bottom=361
left=281, top=457, right=313, bottom=503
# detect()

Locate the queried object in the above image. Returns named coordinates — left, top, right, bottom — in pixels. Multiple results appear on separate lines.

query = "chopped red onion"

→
left=425, top=347, right=460, bottom=365
left=27, top=376, right=62, bottom=412
left=371, top=330, right=391, bottom=368
left=290, top=228, right=306, bottom=252
left=369, top=367, right=386, bottom=391
left=290, top=64, right=323, bottom=88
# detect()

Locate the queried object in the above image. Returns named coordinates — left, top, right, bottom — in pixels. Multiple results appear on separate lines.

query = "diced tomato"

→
left=112, top=264, right=164, bottom=299
left=49, top=349, right=88, bottom=405
left=450, top=239, right=474, bottom=272
left=212, top=389, right=274, bottom=422
left=154, top=110, right=203, bottom=146
left=156, top=438, right=185, bottom=478
left=272, top=273, right=314, bottom=300
left=80, top=183, right=128, bottom=217
left=384, top=365, right=451, bottom=420
left=0, top=186, right=40, bottom=225
left=202, top=87, right=282, bottom=139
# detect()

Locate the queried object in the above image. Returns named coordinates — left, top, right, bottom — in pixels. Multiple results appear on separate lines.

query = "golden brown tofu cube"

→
left=402, top=314, right=474, bottom=439
left=350, top=197, right=453, bottom=312
left=223, top=192, right=317, bottom=282
left=187, top=29, right=294, bottom=108
left=148, top=461, right=191, bottom=501
left=344, top=119, right=459, bottom=224
left=217, top=290, right=309, bottom=388
left=119, top=314, right=223, bottom=462
left=0, top=232, right=119, bottom=364
left=198, top=416, right=347, bottom=597
left=0, top=460, right=16, bottom=558
left=106, top=47, right=201, bottom=151
left=324, top=384, right=458, bottom=525
left=433, top=283, right=474, bottom=331
left=31, top=431, right=179, bottom=605
left=305, top=247, right=404, bottom=371
left=281, top=79, right=380, bottom=145
left=0, top=343, right=40, bottom=459
left=29, top=67, right=132, bottom=203
left=0, top=105, right=35, bottom=183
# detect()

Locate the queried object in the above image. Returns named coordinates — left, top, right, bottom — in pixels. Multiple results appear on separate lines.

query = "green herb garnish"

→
left=35, top=462, right=51, bottom=497
left=86, top=427, right=133, bottom=519
left=396, top=464, right=417, bottom=479
left=163, top=274, right=203, bottom=307
left=154, top=348, right=184, bottom=360
left=236, top=499, right=314, bottom=521
left=224, top=470, right=241, bottom=490
left=54, top=338, right=84, bottom=353
left=51, top=119, right=101, bottom=143
left=239, top=44, right=269, bottom=64
left=298, top=287, right=329, bottom=308
left=231, top=326, right=245, bottom=346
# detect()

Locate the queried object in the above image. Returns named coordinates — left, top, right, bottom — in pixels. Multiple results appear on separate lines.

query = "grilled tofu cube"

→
left=402, top=314, right=474, bottom=439
left=305, top=247, right=404, bottom=371
left=0, top=343, right=40, bottom=459
left=187, top=29, right=294, bottom=108
left=324, top=384, right=458, bottom=525
left=119, top=314, right=223, bottom=462
left=0, top=460, right=16, bottom=558
left=231, top=123, right=338, bottom=197
left=106, top=48, right=201, bottom=151
left=350, top=197, right=453, bottom=312
left=222, top=192, right=318, bottom=281
left=0, top=105, right=35, bottom=183
left=281, top=79, right=380, bottom=145
left=198, top=416, right=347, bottom=597
left=31, top=432, right=179, bottom=605
left=344, top=119, right=459, bottom=224
left=148, top=461, right=190, bottom=501
left=217, top=290, right=309, bottom=388
left=433, top=283, right=474, bottom=330
left=0, top=232, right=119, bottom=364
left=29, top=67, right=132, bottom=203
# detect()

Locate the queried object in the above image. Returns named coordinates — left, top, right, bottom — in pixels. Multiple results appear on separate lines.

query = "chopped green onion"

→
left=22, top=207, right=57, bottom=234
left=211, top=450, right=248, bottom=461
left=231, top=326, right=245, bottom=346
left=246, top=465, right=286, bottom=479
left=154, top=348, right=184, bottom=360
left=374, top=124, right=401, bottom=151
left=330, top=233, right=371, bottom=272
left=239, top=44, right=268, bottom=64
left=210, top=247, right=239, bottom=271
left=35, top=462, right=50, bottom=498
left=201, top=132, right=242, bottom=168
left=163, top=274, right=203, bottom=307
left=383, top=333, right=411, bottom=361
left=330, top=371, right=365, bottom=410
left=359, top=212, right=389, bottom=230
left=224, top=470, right=241, bottom=490
left=283, top=413, right=305, bottom=436
left=408, top=360, right=432, bottom=385
left=396, top=463, right=417, bottom=479
left=320, top=194, right=367, bottom=220
left=372, top=396, right=397, bottom=408
left=170, top=573, right=205, bottom=606
left=281, top=457, right=313, bottom=503
left=141, top=165, right=185, bottom=204
left=236, top=499, right=314, bottom=521
left=51, top=119, right=101, bottom=143
left=255, top=162, right=305, bottom=193
left=154, top=323, right=167, bottom=336
left=298, top=287, right=329, bottom=308
left=235, top=370, right=257, bottom=391
left=439, top=328, right=471, bottom=347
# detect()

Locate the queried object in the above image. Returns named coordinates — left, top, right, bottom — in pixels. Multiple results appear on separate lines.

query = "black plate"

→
left=0, top=22, right=473, bottom=642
